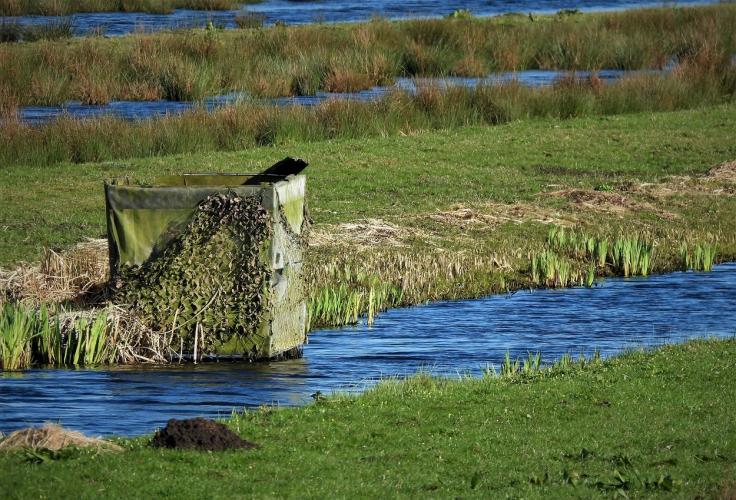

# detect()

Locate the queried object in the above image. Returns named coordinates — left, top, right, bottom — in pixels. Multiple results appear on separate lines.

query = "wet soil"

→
left=150, top=418, right=258, bottom=451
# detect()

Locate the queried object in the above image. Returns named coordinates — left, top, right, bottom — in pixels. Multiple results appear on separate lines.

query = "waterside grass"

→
left=0, top=0, right=240, bottom=16
left=0, top=18, right=73, bottom=43
left=0, top=4, right=734, bottom=106
left=0, top=303, right=118, bottom=370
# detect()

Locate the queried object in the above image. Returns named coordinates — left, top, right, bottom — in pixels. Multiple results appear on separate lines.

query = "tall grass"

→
left=533, top=225, right=720, bottom=289
left=0, top=19, right=74, bottom=43
left=0, top=0, right=240, bottom=16
left=0, top=4, right=734, bottom=106
left=2, top=65, right=735, bottom=168
left=680, top=242, right=717, bottom=271
left=0, top=303, right=116, bottom=370
left=307, top=272, right=403, bottom=329
left=0, top=303, right=34, bottom=370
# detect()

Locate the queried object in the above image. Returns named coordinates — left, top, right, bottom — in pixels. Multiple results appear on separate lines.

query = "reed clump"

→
left=483, top=349, right=601, bottom=380
left=1, top=4, right=735, bottom=105
left=541, top=226, right=654, bottom=282
left=0, top=303, right=116, bottom=370
left=0, top=301, right=197, bottom=369
left=680, top=242, right=717, bottom=272
left=532, top=226, right=722, bottom=289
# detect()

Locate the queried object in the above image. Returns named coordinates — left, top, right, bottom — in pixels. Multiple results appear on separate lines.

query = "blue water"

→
left=18, top=69, right=647, bottom=125
left=0, top=0, right=715, bottom=37
left=1, top=263, right=734, bottom=437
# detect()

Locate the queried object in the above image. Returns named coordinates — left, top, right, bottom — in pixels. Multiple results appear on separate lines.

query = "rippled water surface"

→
left=1, top=264, right=735, bottom=437
left=0, top=0, right=714, bottom=36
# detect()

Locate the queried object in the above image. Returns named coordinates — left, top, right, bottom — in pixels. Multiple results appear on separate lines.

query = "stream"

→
left=1, top=263, right=734, bottom=437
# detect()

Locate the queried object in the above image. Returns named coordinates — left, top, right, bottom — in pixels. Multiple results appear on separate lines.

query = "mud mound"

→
left=150, top=418, right=257, bottom=451
left=707, top=161, right=736, bottom=182
left=0, top=423, right=122, bottom=452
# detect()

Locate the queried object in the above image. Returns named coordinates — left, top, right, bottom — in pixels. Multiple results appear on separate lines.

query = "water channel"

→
left=1, top=263, right=734, bottom=437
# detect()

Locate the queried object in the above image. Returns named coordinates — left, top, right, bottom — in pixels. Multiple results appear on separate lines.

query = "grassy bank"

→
left=0, top=4, right=734, bottom=107
left=1, top=339, right=735, bottom=497
left=0, top=0, right=241, bottom=16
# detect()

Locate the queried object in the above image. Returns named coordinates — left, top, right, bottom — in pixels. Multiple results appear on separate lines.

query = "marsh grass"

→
left=0, top=0, right=239, bottom=16
left=306, top=249, right=510, bottom=329
left=307, top=272, right=403, bottom=329
left=0, top=19, right=72, bottom=43
left=543, top=226, right=654, bottom=281
left=1, top=4, right=734, bottom=106
left=537, top=226, right=722, bottom=290
left=234, top=11, right=265, bottom=29
left=3, top=64, right=735, bottom=168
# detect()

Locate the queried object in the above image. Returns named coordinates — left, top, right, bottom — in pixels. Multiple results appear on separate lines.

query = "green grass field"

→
left=1, top=339, right=734, bottom=498
left=2, top=103, right=735, bottom=268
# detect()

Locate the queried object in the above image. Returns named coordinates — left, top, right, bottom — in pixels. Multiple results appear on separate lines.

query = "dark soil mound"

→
left=150, top=418, right=257, bottom=451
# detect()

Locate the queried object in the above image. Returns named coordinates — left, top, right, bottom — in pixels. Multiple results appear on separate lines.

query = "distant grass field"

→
left=1, top=338, right=734, bottom=498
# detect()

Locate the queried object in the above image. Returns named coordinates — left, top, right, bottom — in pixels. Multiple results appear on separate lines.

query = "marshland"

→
left=1, top=2, right=736, bottom=497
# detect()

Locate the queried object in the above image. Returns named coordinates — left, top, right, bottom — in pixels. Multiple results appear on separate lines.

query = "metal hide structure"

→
left=104, top=157, right=309, bottom=360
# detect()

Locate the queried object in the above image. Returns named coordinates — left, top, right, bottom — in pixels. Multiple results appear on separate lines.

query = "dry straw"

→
left=0, top=423, right=122, bottom=452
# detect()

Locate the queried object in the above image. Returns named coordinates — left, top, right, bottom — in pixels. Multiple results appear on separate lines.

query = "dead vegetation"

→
left=0, top=239, right=108, bottom=307
left=426, top=202, right=571, bottom=228
left=0, top=424, right=122, bottom=452
left=544, top=187, right=679, bottom=221
left=706, top=161, right=736, bottom=182
left=309, top=218, right=426, bottom=248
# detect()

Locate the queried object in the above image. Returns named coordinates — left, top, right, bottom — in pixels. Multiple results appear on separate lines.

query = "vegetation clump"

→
left=115, top=192, right=272, bottom=354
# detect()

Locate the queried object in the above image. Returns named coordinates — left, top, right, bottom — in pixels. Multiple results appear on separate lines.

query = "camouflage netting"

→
left=114, top=192, right=272, bottom=352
